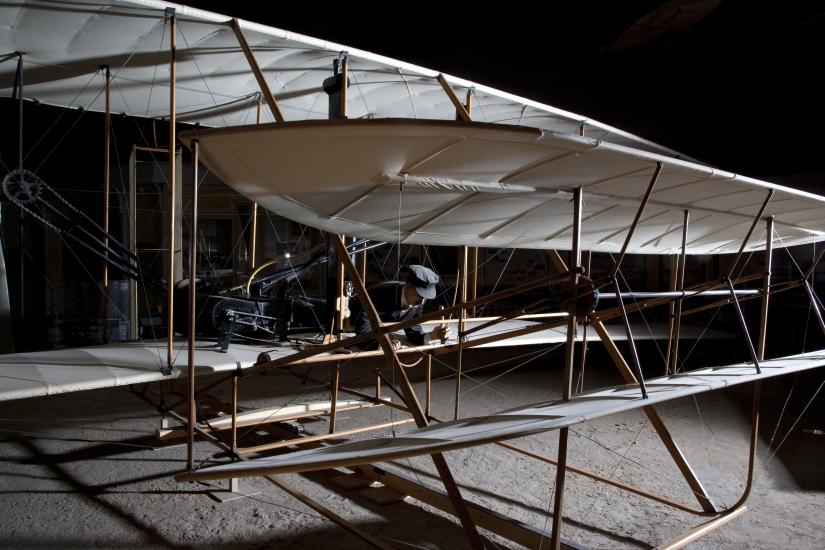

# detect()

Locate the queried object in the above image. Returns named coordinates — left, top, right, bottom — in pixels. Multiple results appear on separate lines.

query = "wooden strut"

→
left=329, top=362, right=340, bottom=433
left=261, top=418, right=581, bottom=550
left=157, top=401, right=376, bottom=440
left=249, top=97, right=262, bottom=270
left=332, top=235, right=484, bottom=549
left=166, top=9, right=177, bottom=374
left=226, top=423, right=393, bottom=550
left=658, top=215, right=776, bottom=549
left=454, top=245, right=468, bottom=420
left=496, top=441, right=707, bottom=516
left=469, top=246, right=479, bottom=316
left=592, top=319, right=717, bottom=513
left=726, top=190, right=773, bottom=280
left=549, top=186, right=581, bottom=550
left=601, top=162, right=663, bottom=398
left=263, top=473, right=393, bottom=550
left=611, top=162, right=663, bottom=277
left=237, top=419, right=415, bottom=455
left=355, top=462, right=579, bottom=549
left=667, top=210, right=689, bottom=374
left=185, top=139, right=198, bottom=470
left=101, top=65, right=111, bottom=343
left=665, top=254, right=678, bottom=371
left=267, top=423, right=580, bottom=549
left=248, top=269, right=577, bottom=375
left=426, top=354, right=432, bottom=416
left=336, top=249, right=346, bottom=340
left=230, top=19, right=285, bottom=123
left=254, top=315, right=567, bottom=374
left=724, top=196, right=775, bottom=375
left=437, top=73, right=472, bottom=122
left=610, top=162, right=662, bottom=399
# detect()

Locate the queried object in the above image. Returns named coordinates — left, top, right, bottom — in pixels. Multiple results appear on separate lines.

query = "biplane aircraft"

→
left=1, top=1, right=824, bottom=549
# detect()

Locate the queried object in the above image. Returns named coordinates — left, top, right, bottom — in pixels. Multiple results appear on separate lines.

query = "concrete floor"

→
left=0, top=348, right=823, bottom=549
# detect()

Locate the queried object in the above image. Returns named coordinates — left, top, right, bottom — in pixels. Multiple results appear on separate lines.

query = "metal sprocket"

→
left=2, top=168, right=44, bottom=204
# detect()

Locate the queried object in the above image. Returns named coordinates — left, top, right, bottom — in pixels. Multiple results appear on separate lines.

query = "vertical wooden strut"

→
left=724, top=225, right=768, bottom=507
left=667, top=210, right=689, bottom=374
left=166, top=9, right=177, bottom=373
left=335, top=250, right=346, bottom=340
left=454, top=245, right=468, bottom=419
left=759, top=217, right=774, bottom=361
left=102, top=65, right=111, bottom=342
left=231, top=370, right=238, bottom=452
left=469, top=246, right=479, bottom=317
left=231, top=19, right=285, bottom=123
left=706, top=216, right=776, bottom=537
left=102, top=66, right=110, bottom=288
left=332, top=235, right=483, bottom=549
left=550, top=186, right=581, bottom=550
left=329, top=362, right=340, bottom=434
left=665, top=256, right=677, bottom=374
left=186, top=139, right=199, bottom=470
left=250, top=97, right=262, bottom=271
left=741, top=216, right=774, bottom=496
left=425, top=353, right=433, bottom=416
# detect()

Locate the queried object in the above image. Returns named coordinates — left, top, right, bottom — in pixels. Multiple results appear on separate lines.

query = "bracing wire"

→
left=764, top=377, right=825, bottom=466
left=176, top=20, right=229, bottom=128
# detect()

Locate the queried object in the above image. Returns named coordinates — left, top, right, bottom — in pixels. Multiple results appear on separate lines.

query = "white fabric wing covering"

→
left=0, top=340, right=267, bottom=402
left=181, top=119, right=825, bottom=254
left=183, top=350, right=825, bottom=480
left=0, top=0, right=679, bottom=156
left=3, top=1, right=823, bottom=253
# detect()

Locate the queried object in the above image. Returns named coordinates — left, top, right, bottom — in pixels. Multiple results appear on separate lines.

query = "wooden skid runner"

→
left=156, top=400, right=373, bottom=439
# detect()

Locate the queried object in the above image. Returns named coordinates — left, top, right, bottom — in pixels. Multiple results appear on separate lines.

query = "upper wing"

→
left=179, top=350, right=825, bottom=481
left=180, top=119, right=825, bottom=254
left=0, top=0, right=679, bottom=157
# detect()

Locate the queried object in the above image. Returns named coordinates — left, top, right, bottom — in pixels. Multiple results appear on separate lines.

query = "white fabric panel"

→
left=180, top=119, right=825, bottom=253
left=0, top=320, right=706, bottom=401
left=0, top=340, right=267, bottom=402
left=0, top=0, right=688, bottom=159
left=184, top=350, right=825, bottom=479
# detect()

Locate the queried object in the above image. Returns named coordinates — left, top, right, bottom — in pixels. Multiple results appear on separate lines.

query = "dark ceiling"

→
left=183, top=1, right=825, bottom=188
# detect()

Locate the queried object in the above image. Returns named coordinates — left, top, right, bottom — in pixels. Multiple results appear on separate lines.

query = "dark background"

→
left=183, top=0, right=825, bottom=185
